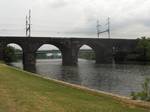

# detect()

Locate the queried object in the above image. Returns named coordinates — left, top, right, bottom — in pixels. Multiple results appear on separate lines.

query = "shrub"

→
left=3, top=46, right=17, bottom=63
left=131, top=78, right=150, bottom=101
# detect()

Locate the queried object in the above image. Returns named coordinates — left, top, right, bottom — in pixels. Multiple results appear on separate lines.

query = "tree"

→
left=136, top=37, right=150, bottom=61
left=3, top=46, right=17, bottom=63
left=131, top=78, right=150, bottom=101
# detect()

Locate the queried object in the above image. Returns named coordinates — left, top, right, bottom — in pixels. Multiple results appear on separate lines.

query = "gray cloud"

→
left=47, top=0, right=68, bottom=9
left=0, top=0, right=150, bottom=38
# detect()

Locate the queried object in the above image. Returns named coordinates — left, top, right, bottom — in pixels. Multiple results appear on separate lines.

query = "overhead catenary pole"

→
left=107, top=17, right=110, bottom=38
left=96, top=17, right=111, bottom=38
left=96, top=20, right=101, bottom=38
left=28, top=9, right=31, bottom=37
left=25, top=14, right=28, bottom=37
left=25, top=9, right=31, bottom=37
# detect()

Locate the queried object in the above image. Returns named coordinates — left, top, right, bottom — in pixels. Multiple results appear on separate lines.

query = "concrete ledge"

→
left=38, top=77, right=150, bottom=110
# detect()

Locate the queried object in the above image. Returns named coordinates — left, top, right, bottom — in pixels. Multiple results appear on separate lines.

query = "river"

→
left=11, top=59, right=150, bottom=96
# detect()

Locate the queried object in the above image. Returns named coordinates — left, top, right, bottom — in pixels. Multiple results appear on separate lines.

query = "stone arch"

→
left=35, top=43, right=64, bottom=53
left=6, top=43, right=23, bottom=50
left=77, top=41, right=113, bottom=64
left=78, top=44, right=96, bottom=62
left=5, top=42, right=24, bottom=51
left=35, top=44, right=62, bottom=63
left=4, top=43, right=23, bottom=65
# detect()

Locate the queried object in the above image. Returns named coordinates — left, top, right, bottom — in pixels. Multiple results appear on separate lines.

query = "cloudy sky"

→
left=0, top=0, right=150, bottom=38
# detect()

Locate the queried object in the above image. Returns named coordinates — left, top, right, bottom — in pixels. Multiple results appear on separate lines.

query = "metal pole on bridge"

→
left=107, top=17, right=110, bottom=38
left=25, top=9, right=31, bottom=37
left=96, top=17, right=111, bottom=38
left=97, top=20, right=101, bottom=38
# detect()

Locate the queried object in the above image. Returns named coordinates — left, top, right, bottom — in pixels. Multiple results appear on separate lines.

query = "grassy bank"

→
left=0, top=64, right=149, bottom=112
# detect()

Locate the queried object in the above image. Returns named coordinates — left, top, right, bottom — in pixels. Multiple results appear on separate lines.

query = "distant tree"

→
left=78, top=51, right=95, bottom=60
left=136, top=37, right=150, bottom=61
left=3, top=46, right=17, bottom=63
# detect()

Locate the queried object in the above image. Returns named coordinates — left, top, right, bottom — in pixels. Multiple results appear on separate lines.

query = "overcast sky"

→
left=0, top=0, right=150, bottom=39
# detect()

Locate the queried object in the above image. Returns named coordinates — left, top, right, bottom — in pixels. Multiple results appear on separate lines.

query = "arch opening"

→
left=78, top=45, right=96, bottom=62
left=4, top=43, right=23, bottom=68
left=36, top=44, right=62, bottom=66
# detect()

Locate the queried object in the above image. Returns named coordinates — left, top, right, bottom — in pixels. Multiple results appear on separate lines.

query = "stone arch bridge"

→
left=0, top=36, right=137, bottom=72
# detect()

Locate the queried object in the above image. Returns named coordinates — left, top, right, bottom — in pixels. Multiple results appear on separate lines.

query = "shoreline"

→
left=5, top=64, right=150, bottom=110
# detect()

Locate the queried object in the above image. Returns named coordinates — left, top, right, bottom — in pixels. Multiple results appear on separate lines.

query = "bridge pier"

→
left=23, top=52, right=36, bottom=73
left=0, top=48, right=4, bottom=61
left=95, top=49, right=113, bottom=64
left=62, top=47, right=78, bottom=66
left=0, top=42, right=5, bottom=61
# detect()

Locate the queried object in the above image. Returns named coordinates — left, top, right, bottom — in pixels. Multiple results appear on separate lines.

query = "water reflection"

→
left=11, top=59, right=150, bottom=96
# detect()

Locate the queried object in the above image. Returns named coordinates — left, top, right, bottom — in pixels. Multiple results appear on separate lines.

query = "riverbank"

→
left=0, top=64, right=150, bottom=112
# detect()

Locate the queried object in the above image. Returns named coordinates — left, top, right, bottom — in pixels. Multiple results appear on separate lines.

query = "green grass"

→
left=0, top=64, right=149, bottom=112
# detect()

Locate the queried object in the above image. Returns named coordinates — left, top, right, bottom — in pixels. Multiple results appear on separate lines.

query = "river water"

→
left=11, top=59, right=150, bottom=96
